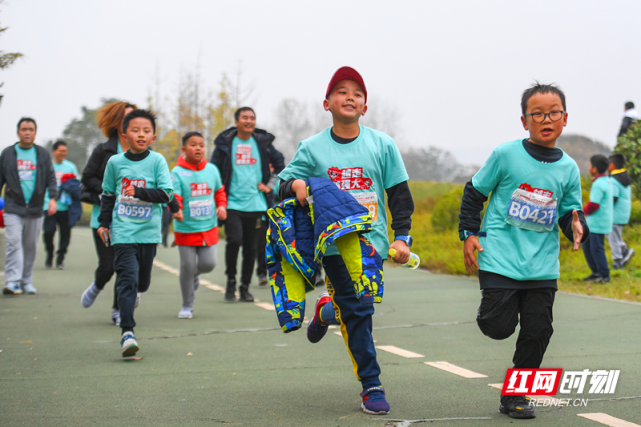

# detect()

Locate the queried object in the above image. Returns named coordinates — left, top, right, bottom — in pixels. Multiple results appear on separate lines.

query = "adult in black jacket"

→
left=211, top=107, right=284, bottom=302
left=79, top=101, right=137, bottom=326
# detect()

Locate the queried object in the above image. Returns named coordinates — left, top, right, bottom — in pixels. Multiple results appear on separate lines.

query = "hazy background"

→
left=0, top=0, right=638, bottom=165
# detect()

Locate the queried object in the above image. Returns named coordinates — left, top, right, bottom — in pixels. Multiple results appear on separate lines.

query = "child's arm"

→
left=386, top=181, right=414, bottom=264
left=459, top=181, right=487, bottom=274
left=97, top=160, right=117, bottom=243
left=132, top=187, right=172, bottom=204
left=559, top=170, right=589, bottom=250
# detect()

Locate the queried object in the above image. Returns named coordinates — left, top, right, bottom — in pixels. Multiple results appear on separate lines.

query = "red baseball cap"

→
left=325, top=66, right=367, bottom=104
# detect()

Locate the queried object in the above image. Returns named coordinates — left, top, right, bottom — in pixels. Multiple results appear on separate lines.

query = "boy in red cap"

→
left=279, top=66, right=415, bottom=415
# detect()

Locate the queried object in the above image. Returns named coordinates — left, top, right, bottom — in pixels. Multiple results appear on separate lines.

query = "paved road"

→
left=1, top=227, right=640, bottom=426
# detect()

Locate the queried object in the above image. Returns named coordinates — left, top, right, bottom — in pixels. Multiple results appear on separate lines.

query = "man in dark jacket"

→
left=1, top=118, right=58, bottom=295
left=618, top=101, right=639, bottom=137
left=211, top=107, right=284, bottom=302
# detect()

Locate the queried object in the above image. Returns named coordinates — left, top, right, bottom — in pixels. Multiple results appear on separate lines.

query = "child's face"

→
left=182, top=136, right=206, bottom=163
left=608, top=162, right=616, bottom=172
left=323, top=79, right=367, bottom=123
left=589, top=164, right=598, bottom=177
left=123, top=118, right=156, bottom=154
left=520, top=92, right=567, bottom=145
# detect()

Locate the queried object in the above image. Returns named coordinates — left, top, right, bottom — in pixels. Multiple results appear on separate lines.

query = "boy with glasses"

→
left=459, top=83, right=588, bottom=419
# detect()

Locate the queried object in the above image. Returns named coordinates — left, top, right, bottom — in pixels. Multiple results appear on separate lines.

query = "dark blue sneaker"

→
left=361, top=387, right=390, bottom=415
left=306, top=291, right=332, bottom=343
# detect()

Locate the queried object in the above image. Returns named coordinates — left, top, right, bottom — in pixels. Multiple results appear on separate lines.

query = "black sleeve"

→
left=267, top=144, right=286, bottom=175
left=458, top=181, right=488, bottom=233
left=619, top=117, right=633, bottom=137
left=211, top=146, right=223, bottom=171
left=44, top=153, right=58, bottom=200
left=279, top=178, right=297, bottom=200
left=98, top=194, right=116, bottom=228
left=385, top=181, right=414, bottom=236
left=133, top=187, right=171, bottom=204
left=81, top=145, right=105, bottom=194
left=558, top=209, right=589, bottom=243
left=168, top=197, right=180, bottom=214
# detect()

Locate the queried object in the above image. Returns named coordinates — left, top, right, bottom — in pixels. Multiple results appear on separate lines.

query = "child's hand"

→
left=47, top=199, right=57, bottom=216
left=291, top=179, right=308, bottom=207
left=571, top=209, right=583, bottom=251
left=257, top=183, right=271, bottom=193
left=388, top=240, right=410, bottom=264
left=173, top=211, right=184, bottom=222
left=216, top=206, right=227, bottom=220
left=124, top=185, right=136, bottom=197
left=463, top=236, right=483, bottom=274
left=97, top=226, right=109, bottom=245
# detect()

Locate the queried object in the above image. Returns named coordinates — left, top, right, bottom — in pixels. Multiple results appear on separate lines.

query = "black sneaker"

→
left=224, top=279, right=237, bottom=302
left=623, top=248, right=636, bottom=266
left=499, top=395, right=535, bottom=419
left=596, top=276, right=611, bottom=284
left=612, top=260, right=624, bottom=270
left=45, top=256, right=53, bottom=269
left=583, top=273, right=601, bottom=282
left=239, top=285, right=254, bottom=302
left=56, top=263, right=65, bottom=270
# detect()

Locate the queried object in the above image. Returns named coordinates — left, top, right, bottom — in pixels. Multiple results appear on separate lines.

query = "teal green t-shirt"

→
left=15, top=145, right=37, bottom=205
left=472, top=140, right=583, bottom=281
left=44, top=160, right=79, bottom=212
left=102, top=151, right=173, bottom=244
left=227, top=136, right=267, bottom=212
left=171, top=162, right=223, bottom=233
left=91, top=144, right=123, bottom=229
left=611, top=176, right=632, bottom=225
left=279, top=126, right=409, bottom=257
left=587, top=176, right=613, bottom=234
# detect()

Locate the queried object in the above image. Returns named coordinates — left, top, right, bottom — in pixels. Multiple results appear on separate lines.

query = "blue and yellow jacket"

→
left=266, top=177, right=384, bottom=333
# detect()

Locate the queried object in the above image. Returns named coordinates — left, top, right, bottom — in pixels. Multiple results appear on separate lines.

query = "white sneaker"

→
left=135, top=293, right=141, bottom=308
left=3, top=283, right=23, bottom=295
left=120, top=332, right=139, bottom=357
left=22, top=284, right=37, bottom=295
left=111, top=310, right=121, bottom=326
left=178, top=308, right=193, bottom=319
left=81, top=282, right=100, bottom=308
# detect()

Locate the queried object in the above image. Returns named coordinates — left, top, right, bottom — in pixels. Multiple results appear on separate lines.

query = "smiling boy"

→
left=458, top=83, right=588, bottom=419
left=98, top=109, right=173, bottom=357
left=279, top=66, right=414, bottom=415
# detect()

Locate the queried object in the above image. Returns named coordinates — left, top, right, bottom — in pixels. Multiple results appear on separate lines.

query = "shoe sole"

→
left=499, top=405, right=535, bottom=419
left=623, top=250, right=636, bottom=266
left=25, top=290, right=36, bottom=295
left=122, top=343, right=139, bottom=357
left=3, top=288, right=23, bottom=295
left=178, top=313, right=193, bottom=319
left=361, top=403, right=389, bottom=415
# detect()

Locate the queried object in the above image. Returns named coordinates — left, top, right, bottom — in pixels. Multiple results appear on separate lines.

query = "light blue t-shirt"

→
left=44, top=160, right=78, bottom=212
left=279, top=126, right=409, bottom=257
left=172, top=162, right=223, bottom=233
left=15, top=145, right=37, bottom=205
left=102, top=150, right=173, bottom=244
left=227, top=136, right=267, bottom=212
left=472, top=140, right=583, bottom=281
left=91, top=144, right=123, bottom=229
left=611, top=175, right=632, bottom=225
left=587, top=176, right=613, bottom=234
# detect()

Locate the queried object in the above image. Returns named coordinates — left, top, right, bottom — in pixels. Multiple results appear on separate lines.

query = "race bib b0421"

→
left=116, top=196, right=153, bottom=223
left=505, top=184, right=557, bottom=232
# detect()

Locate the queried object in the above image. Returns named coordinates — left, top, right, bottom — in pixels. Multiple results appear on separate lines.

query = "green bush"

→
left=431, top=188, right=464, bottom=232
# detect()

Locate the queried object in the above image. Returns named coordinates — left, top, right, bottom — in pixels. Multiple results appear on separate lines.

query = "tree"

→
left=614, top=122, right=641, bottom=200
left=0, top=0, right=23, bottom=106
left=272, top=98, right=312, bottom=161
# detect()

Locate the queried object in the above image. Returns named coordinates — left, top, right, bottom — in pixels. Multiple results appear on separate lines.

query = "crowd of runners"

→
left=0, top=66, right=636, bottom=419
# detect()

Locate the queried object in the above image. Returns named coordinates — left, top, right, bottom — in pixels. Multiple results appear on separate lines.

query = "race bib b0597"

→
left=116, top=196, right=153, bottom=223
left=505, top=183, right=557, bottom=232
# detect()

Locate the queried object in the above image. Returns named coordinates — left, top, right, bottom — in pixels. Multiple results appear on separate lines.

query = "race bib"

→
left=505, top=184, right=557, bottom=232
left=352, top=192, right=379, bottom=221
left=19, top=171, right=33, bottom=181
left=116, top=196, right=153, bottom=223
left=59, top=192, right=72, bottom=205
left=188, top=199, right=213, bottom=220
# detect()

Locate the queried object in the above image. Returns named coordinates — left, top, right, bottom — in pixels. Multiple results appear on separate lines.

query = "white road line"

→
left=153, top=260, right=179, bottom=275
left=578, top=413, right=641, bottom=427
left=424, top=361, right=487, bottom=378
left=487, top=383, right=502, bottom=390
left=255, top=302, right=275, bottom=311
left=376, top=345, right=424, bottom=358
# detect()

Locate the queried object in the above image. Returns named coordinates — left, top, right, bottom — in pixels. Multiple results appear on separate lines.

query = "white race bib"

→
left=19, top=171, right=34, bottom=181
left=188, top=199, right=214, bottom=220
left=116, top=196, right=153, bottom=223
left=352, top=192, right=379, bottom=221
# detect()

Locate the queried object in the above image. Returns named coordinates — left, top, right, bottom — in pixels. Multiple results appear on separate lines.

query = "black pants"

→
left=43, top=210, right=70, bottom=264
left=225, top=210, right=262, bottom=286
left=113, top=243, right=157, bottom=332
left=161, top=207, right=172, bottom=247
left=256, top=216, right=268, bottom=277
left=477, top=287, right=555, bottom=369
left=92, top=228, right=118, bottom=310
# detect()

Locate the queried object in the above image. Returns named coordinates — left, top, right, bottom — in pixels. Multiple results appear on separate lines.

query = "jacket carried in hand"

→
left=60, top=174, right=82, bottom=227
left=0, top=143, right=58, bottom=217
left=210, top=127, right=285, bottom=208
left=266, top=177, right=384, bottom=333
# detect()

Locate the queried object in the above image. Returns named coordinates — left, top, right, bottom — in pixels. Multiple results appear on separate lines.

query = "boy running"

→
left=279, top=66, right=414, bottom=415
left=459, top=83, right=588, bottom=419
left=170, top=132, right=227, bottom=318
left=607, top=153, right=635, bottom=269
left=98, top=109, right=173, bottom=357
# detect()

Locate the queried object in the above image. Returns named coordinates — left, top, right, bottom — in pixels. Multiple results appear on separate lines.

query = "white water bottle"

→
left=388, top=248, right=420, bottom=270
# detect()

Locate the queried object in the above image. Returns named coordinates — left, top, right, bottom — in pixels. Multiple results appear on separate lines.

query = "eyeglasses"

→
left=524, top=110, right=565, bottom=123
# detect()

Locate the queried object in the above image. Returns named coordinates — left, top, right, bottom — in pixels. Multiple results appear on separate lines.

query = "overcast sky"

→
left=1, top=0, right=638, bottom=164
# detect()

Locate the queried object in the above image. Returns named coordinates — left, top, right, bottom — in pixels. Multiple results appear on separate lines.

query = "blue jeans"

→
left=583, top=233, right=609, bottom=278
